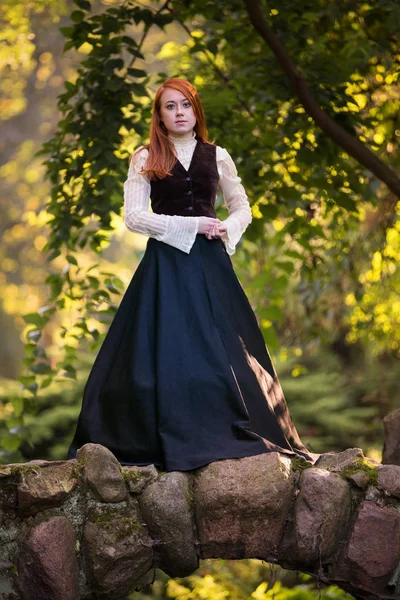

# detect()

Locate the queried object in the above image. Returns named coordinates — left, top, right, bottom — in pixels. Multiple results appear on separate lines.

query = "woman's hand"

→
left=205, top=221, right=227, bottom=240
left=197, top=217, right=227, bottom=239
left=197, top=217, right=221, bottom=235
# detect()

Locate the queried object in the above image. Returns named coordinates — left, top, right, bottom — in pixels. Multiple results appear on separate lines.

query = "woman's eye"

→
left=166, top=102, right=191, bottom=109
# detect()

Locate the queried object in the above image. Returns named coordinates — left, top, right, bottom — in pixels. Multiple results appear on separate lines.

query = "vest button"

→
left=185, top=176, right=191, bottom=181
left=188, top=206, right=193, bottom=211
left=186, top=190, right=192, bottom=195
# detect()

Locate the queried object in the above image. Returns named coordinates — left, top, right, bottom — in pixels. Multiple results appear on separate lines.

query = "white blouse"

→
left=123, top=130, right=252, bottom=255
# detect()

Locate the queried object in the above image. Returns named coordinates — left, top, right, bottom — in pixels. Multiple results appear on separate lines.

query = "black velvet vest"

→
left=150, top=136, right=219, bottom=218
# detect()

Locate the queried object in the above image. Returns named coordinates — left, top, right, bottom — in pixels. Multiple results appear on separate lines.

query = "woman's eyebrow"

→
left=164, top=99, right=187, bottom=104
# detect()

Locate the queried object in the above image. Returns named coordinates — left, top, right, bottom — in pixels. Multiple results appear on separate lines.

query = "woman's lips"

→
left=175, top=121, right=186, bottom=124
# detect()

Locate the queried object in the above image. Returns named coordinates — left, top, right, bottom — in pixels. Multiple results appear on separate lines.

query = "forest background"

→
left=0, top=0, right=399, bottom=598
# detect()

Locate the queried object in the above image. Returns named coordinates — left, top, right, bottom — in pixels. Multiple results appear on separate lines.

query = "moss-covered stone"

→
left=341, top=457, right=379, bottom=486
left=120, top=468, right=143, bottom=484
left=11, top=464, right=42, bottom=478
left=87, top=510, right=142, bottom=541
left=120, top=465, right=159, bottom=493
left=185, top=486, right=193, bottom=506
left=291, top=456, right=313, bottom=473
left=68, top=456, right=88, bottom=481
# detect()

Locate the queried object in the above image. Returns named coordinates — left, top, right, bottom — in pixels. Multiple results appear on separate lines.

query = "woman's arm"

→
left=123, top=148, right=200, bottom=254
left=216, top=146, right=253, bottom=255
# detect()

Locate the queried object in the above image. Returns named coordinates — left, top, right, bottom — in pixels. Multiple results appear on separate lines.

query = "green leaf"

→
left=23, top=313, right=46, bottom=327
left=130, top=82, right=149, bottom=97
left=60, top=26, right=75, bottom=38
left=206, top=39, right=219, bottom=55
left=46, top=249, right=61, bottom=262
left=260, top=324, right=280, bottom=351
left=61, top=365, right=77, bottom=379
left=40, top=377, right=53, bottom=389
left=75, top=0, right=91, bottom=9
left=106, top=78, right=124, bottom=92
left=261, top=305, right=284, bottom=322
left=11, top=397, right=24, bottom=418
left=27, top=330, right=42, bottom=343
left=6, top=415, right=24, bottom=430
left=71, top=10, right=85, bottom=23
left=335, top=196, right=357, bottom=211
left=126, top=47, right=145, bottom=60
left=259, top=204, right=279, bottom=219
left=121, top=35, right=137, bottom=47
left=285, top=250, right=303, bottom=260
left=106, top=58, right=124, bottom=71
left=30, top=363, right=53, bottom=375
left=127, top=68, right=147, bottom=78
left=276, top=261, right=295, bottom=274
left=0, top=435, right=22, bottom=452
left=104, top=278, right=122, bottom=294
left=66, top=254, right=78, bottom=265
left=153, top=13, right=174, bottom=30
left=25, top=382, right=39, bottom=395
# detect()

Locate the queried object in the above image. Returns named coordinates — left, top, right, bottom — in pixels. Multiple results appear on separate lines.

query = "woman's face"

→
left=159, top=89, right=196, bottom=136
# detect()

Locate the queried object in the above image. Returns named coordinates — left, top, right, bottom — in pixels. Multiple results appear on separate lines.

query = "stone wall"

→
left=0, top=444, right=399, bottom=599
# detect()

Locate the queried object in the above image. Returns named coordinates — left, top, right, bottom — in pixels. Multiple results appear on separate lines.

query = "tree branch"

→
left=242, top=0, right=400, bottom=201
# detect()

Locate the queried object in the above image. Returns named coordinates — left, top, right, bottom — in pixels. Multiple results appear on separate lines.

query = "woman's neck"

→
left=167, top=129, right=196, bottom=146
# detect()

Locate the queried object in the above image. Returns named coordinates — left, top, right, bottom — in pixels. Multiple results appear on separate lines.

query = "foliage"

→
left=129, top=561, right=355, bottom=599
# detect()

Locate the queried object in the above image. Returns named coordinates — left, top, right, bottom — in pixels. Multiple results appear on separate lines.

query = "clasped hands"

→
left=198, top=216, right=227, bottom=240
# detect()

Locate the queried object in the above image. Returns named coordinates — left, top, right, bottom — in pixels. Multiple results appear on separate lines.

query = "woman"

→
left=67, top=77, right=317, bottom=470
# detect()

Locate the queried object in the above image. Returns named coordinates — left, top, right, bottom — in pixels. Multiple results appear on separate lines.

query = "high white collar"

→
left=167, top=129, right=197, bottom=147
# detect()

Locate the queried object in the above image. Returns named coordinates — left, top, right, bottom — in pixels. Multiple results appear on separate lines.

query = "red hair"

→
left=130, top=77, right=214, bottom=180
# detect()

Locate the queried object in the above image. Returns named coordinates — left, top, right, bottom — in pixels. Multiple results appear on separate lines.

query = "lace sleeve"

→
left=216, top=146, right=252, bottom=255
left=123, top=148, right=200, bottom=254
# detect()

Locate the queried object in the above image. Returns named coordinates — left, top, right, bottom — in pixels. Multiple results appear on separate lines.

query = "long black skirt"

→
left=67, top=234, right=316, bottom=471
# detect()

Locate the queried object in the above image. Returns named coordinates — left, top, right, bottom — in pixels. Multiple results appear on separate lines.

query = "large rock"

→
left=81, top=501, right=153, bottom=599
left=383, top=409, right=400, bottom=465
left=334, top=500, right=400, bottom=595
left=77, top=443, right=127, bottom=502
left=377, top=464, right=400, bottom=499
left=139, top=471, right=198, bottom=577
left=122, top=465, right=159, bottom=494
left=17, top=461, right=78, bottom=517
left=290, top=468, right=351, bottom=566
left=17, top=516, right=79, bottom=600
left=194, top=452, right=295, bottom=560
left=315, top=448, right=365, bottom=472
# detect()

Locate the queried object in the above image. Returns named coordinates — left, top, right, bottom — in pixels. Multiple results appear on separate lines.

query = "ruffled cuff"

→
left=220, top=203, right=252, bottom=255
left=160, top=215, right=200, bottom=254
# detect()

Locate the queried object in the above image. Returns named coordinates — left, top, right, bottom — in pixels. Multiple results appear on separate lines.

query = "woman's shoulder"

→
left=215, top=144, right=232, bottom=162
left=131, top=145, right=149, bottom=162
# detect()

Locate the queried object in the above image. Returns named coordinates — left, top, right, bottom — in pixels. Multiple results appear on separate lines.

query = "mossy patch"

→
left=185, top=486, right=193, bottom=507
left=291, top=456, right=313, bottom=473
left=68, top=455, right=89, bottom=481
left=341, top=457, right=379, bottom=486
left=88, top=510, right=142, bottom=541
left=11, top=463, right=42, bottom=478
left=120, top=467, right=144, bottom=484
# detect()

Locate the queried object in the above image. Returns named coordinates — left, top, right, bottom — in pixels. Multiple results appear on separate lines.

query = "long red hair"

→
left=130, top=78, right=214, bottom=181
